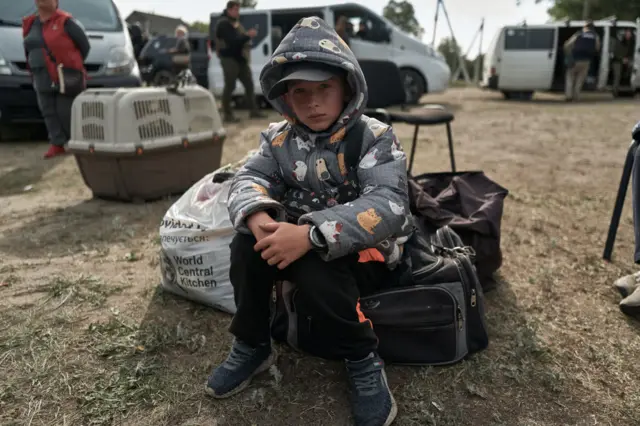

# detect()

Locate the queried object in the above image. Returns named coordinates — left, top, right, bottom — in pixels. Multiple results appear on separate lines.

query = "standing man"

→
left=611, top=29, right=635, bottom=97
left=563, top=21, right=600, bottom=102
left=215, top=1, right=265, bottom=123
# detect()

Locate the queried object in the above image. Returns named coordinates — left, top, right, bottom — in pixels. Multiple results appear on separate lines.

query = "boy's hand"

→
left=254, top=223, right=312, bottom=270
left=247, top=211, right=276, bottom=242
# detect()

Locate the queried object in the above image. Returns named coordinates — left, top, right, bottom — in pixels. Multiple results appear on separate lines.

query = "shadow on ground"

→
left=0, top=154, right=65, bottom=197
left=0, top=197, right=174, bottom=259
left=84, top=272, right=603, bottom=425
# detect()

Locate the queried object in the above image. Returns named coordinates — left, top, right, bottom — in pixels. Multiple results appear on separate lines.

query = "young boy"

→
left=206, top=17, right=412, bottom=426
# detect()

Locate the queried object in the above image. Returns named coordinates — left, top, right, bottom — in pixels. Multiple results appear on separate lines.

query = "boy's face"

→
left=284, top=76, right=347, bottom=132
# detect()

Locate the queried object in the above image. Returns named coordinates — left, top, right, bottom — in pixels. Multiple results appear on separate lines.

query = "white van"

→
left=0, top=0, right=141, bottom=133
left=208, top=3, right=451, bottom=105
left=481, top=19, right=640, bottom=99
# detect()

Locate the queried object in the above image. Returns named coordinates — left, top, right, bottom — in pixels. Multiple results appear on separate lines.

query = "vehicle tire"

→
left=614, top=90, right=635, bottom=98
left=400, top=68, right=426, bottom=105
left=502, top=90, right=533, bottom=101
left=152, top=70, right=174, bottom=87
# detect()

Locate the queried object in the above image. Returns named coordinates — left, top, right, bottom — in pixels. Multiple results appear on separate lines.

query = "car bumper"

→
left=0, top=74, right=142, bottom=124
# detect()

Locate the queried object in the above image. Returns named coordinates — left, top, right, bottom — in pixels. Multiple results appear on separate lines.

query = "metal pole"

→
left=440, top=0, right=472, bottom=83
left=474, top=18, right=484, bottom=83
left=431, top=0, right=440, bottom=47
left=452, top=23, right=481, bottom=81
left=582, top=0, right=590, bottom=19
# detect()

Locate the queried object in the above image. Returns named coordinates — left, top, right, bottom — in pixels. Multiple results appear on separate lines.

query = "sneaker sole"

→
left=204, top=350, right=277, bottom=399
left=382, top=370, right=398, bottom=426
left=620, top=302, right=640, bottom=317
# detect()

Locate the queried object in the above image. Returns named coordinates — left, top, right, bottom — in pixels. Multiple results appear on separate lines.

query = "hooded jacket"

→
left=227, top=17, right=412, bottom=266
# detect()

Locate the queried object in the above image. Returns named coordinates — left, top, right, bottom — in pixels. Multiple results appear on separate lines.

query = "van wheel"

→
left=153, top=70, right=174, bottom=86
left=502, top=91, right=533, bottom=101
left=400, top=69, right=426, bottom=105
left=614, top=90, right=635, bottom=98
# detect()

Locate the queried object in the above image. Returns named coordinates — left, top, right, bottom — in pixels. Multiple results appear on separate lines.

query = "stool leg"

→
left=446, top=123, right=456, bottom=172
left=603, top=139, right=638, bottom=261
left=408, top=125, right=419, bottom=175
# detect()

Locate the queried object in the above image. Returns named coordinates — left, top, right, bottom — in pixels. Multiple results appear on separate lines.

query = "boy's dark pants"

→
left=229, top=232, right=392, bottom=360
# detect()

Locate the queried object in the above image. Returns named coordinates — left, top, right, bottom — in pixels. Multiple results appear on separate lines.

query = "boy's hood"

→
left=259, top=17, right=368, bottom=139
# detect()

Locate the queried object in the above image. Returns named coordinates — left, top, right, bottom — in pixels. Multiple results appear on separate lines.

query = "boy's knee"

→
left=230, top=232, right=259, bottom=259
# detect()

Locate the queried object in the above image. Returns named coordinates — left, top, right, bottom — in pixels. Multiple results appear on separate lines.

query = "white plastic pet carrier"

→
left=67, top=85, right=226, bottom=201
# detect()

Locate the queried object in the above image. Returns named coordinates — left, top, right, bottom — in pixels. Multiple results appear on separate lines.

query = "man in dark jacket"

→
left=563, top=21, right=601, bottom=101
left=611, top=29, right=635, bottom=97
left=215, top=1, right=265, bottom=122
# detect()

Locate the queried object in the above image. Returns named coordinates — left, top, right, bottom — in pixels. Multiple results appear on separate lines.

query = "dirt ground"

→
left=1, top=87, right=640, bottom=426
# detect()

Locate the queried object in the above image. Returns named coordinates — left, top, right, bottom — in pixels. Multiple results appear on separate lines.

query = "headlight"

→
left=105, top=46, right=134, bottom=76
left=0, top=55, right=11, bottom=75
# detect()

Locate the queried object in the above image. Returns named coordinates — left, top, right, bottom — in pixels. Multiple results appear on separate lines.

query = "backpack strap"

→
left=343, top=119, right=368, bottom=172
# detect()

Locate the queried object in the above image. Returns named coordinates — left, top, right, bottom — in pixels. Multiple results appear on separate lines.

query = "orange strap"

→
left=357, top=248, right=385, bottom=263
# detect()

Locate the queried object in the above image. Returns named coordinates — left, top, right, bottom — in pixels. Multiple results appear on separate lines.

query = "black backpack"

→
left=270, top=117, right=489, bottom=365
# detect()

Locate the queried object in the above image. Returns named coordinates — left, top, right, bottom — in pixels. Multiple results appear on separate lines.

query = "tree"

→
left=383, top=0, right=423, bottom=38
left=519, top=0, right=640, bottom=20
left=239, top=0, right=258, bottom=7
left=436, top=37, right=484, bottom=82
left=190, top=21, right=208, bottom=33
left=437, top=37, right=461, bottom=73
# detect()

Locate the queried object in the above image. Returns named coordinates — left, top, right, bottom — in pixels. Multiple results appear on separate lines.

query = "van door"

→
left=499, top=27, right=557, bottom=90
left=208, top=10, right=271, bottom=97
left=633, top=18, right=640, bottom=91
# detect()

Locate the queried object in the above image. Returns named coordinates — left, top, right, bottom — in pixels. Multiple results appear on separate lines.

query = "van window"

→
left=0, top=0, right=122, bottom=31
left=504, top=28, right=555, bottom=50
left=332, top=5, right=390, bottom=43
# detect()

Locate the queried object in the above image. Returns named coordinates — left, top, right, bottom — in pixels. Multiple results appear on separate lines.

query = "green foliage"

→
left=520, top=0, right=640, bottom=20
left=190, top=21, right=208, bottom=33
left=437, top=37, right=484, bottom=81
left=383, top=0, right=423, bottom=38
left=239, top=0, right=258, bottom=8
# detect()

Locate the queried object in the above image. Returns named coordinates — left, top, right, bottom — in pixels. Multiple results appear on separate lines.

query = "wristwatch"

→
left=308, top=225, right=328, bottom=252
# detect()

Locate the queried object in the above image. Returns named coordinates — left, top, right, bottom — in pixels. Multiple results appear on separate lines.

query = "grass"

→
left=2, top=88, right=640, bottom=424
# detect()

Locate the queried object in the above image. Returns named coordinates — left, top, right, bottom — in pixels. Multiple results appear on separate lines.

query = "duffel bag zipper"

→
left=411, top=256, right=444, bottom=279
left=457, top=306, right=463, bottom=330
left=362, top=286, right=458, bottom=327
left=471, top=289, right=477, bottom=307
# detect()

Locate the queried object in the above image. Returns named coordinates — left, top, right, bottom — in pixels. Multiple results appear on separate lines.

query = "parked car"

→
left=207, top=2, right=451, bottom=106
left=0, top=0, right=141, bottom=138
left=138, top=33, right=210, bottom=88
left=481, top=19, right=640, bottom=99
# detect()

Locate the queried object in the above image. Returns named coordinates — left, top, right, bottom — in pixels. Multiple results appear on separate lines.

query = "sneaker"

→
left=614, top=271, right=640, bottom=297
left=44, top=145, right=66, bottom=159
left=345, top=353, right=397, bottom=426
left=205, top=340, right=276, bottom=399
left=620, top=286, right=640, bottom=316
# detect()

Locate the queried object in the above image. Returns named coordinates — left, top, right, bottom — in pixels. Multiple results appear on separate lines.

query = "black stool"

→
left=603, top=122, right=640, bottom=261
left=366, top=105, right=456, bottom=175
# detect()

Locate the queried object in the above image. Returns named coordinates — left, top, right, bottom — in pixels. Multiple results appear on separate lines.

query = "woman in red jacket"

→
left=23, top=0, right=90, bottom=159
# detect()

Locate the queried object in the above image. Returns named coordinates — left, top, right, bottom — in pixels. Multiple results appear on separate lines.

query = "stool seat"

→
left=387, top=107, right=454, bottom=126
left=364, top=105, right=457, bottom=175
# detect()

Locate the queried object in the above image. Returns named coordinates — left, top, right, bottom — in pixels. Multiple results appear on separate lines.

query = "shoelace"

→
left=352, top=371, right=379, bottom=395
left=225, top=343, right=254, bottom=369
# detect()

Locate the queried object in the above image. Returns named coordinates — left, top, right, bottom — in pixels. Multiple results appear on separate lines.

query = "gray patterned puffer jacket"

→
left=227, top=16, right=413, bottom=268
